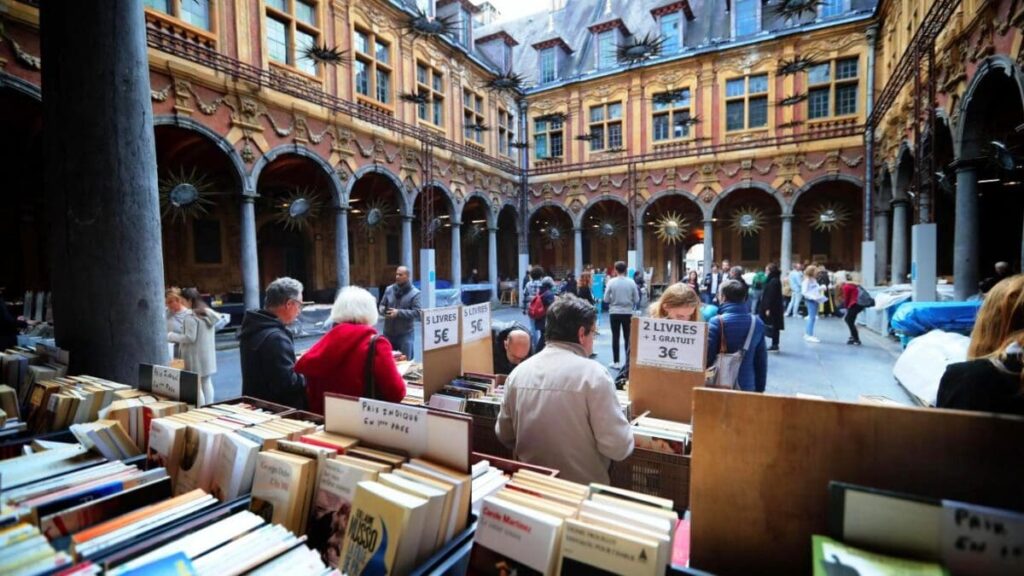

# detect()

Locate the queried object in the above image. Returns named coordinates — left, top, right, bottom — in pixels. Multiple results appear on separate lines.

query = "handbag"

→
left=705, top=314, right=758, bottom=390
left=363, top=334, right=381, bottom=400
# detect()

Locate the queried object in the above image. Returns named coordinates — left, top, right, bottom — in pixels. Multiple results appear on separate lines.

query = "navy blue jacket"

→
left=706, top=302, right=768, bottom=393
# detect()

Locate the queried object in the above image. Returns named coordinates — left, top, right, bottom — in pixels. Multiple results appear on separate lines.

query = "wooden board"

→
left=689, top=389, right=1024, bottom=575
left=461, top=336, right=493, bottom=375
left=422, top=310, right=463, bottom=401
left=627, top=317, right=707, bottom=423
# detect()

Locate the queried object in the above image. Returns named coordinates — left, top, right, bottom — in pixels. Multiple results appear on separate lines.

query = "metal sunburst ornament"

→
left=483, top=71, right=527, bottom=94
left=653, top=211, right=690, bottom=245
left=542, top=225, right=566, bottom=244
left=652, top=89, right=690, bottom=106
left=470, top=121, right=491, bottom=133
left=771, top=0, right=826, bottom=20
left=359, top=197, right=393, bottom=234
left=159, top=167, right=216, bottom=223
left=535, top=112, right=568, bottom=124
left=777, top=54, right=819, bottom=76
left=595, top=217, right=622, bottom=240
left=276, top=188, right=324, bottom=231
left=400, top=92, right=431, bottom=105
left=618, top=33, right=665, bottom=66
left=510, top=140, right=531, bottom=150
left=405, top=8, right=459, bottom=39
left=463, top=223, right=486, bottom=245
left=426, top=217, right=444, bottom=239
left=730, top=206, right=766, bottom=237
left=776, top=93, right=808, bottom=107
left=301, top=43, right=349, bottom=66
left=808, top=203, right=851, bottom=232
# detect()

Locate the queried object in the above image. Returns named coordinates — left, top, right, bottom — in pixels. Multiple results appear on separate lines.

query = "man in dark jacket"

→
left=379, top=266, right=421, bottom=360
left=707, top=280, right=768, bottom=393
left=491, top=321, right=532, bottom=375
left=757, top=263, right=784, bottom=352
left=239, top=277, right=307, bottom=409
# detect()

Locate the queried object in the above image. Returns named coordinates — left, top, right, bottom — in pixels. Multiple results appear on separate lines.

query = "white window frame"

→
left=731, top=0, right=761, bottom=39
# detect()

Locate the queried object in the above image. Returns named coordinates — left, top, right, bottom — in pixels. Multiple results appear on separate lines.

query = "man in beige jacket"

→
left=496, top=294, right=634, bottom=484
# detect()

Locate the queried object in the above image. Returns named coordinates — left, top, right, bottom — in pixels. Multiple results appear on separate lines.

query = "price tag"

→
left=151, top=365, right=182, bottom=399
left=635, top=318, right=706, bottom=372
left=422, top=305, right=460, bottom=351
left=359, top=398, right=428, bottom=455
left=461, top=302, right=491, bottom=343
left=137, top=363, right=200, bottom=406
left=941, top=500, right=1024, bottom=575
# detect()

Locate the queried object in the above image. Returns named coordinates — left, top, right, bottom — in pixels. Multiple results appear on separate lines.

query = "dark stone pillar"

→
left=42, top=0, right=168, bottom=383
left=954, top=162, right=980, bottom=300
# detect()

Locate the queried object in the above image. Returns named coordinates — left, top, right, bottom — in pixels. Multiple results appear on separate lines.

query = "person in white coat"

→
left=801, top=265, right=827, bottom=343
left=168, top=288, right=220, bottom=404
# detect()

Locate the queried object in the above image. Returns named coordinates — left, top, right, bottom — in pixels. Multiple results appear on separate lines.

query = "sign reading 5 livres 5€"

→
left=461, top=302, right=491, bottom=343
left=635, top=318, right=707, bottom=372
left=422, top=305, right=460, bottom=351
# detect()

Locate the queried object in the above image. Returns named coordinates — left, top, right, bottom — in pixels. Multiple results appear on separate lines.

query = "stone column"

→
left=335, top=206, right=350, bottom=289
left=780, top=215, right=793, bottom=274
left=488, top=227, right=498, bottom=302
left=574, top=227, right=584, bottom=279
left=954, top=163, right=980, bottom=300
left=240, top=197, right=260, bottom=310
left=874, top=209, right=890, bottom=284
left=451, top=221, right=462, bottom=293
left=42, top=0, right=167, bottom=382
left=634, top=224, right=645, bottom=276
left=891, top=200, right=909, bottom=284
left=703, top=220, right=714, bottom=276
left=401, top=215, right=414, bottom=277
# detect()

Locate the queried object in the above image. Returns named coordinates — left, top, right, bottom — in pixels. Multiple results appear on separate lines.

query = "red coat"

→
left=296, top=323, right=407, bottom=414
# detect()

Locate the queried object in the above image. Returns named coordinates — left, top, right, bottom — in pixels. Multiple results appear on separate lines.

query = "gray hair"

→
left=265, top=277, right=303, bottom=308
left=330, top=286, right=379, bottom=326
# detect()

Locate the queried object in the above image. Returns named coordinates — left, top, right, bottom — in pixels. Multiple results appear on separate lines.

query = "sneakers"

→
left=804, top=335, right=821, bottom=343
left=768, top=346, right=780, bottom=352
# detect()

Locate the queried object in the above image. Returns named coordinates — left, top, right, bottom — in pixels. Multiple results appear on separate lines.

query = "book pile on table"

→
left=0, top=383, right=27, bottom=438
left=21, top=375, right=136, bottom=434
left=428, top=373, right=503, bottom=418
left=631, top=415, right=692, bottom=456
left=1, top=345, right=69, bottom=409
left=469, top=471, right=680, bottom=576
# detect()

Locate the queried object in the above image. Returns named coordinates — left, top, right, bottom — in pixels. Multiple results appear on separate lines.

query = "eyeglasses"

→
left=288, top=298, right=306, bottom=309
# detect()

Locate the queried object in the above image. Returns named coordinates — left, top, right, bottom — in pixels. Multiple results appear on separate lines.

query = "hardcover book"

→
left=338, top=481, right=429, bottom=576
left=307, top=458, right=379, bottom=568
left=249, top=450, right=315, bottom=534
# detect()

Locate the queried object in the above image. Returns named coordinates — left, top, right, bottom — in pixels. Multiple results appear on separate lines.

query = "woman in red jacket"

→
left=836, top=274, right=865, bottom=346
left=297, top=286, right=407, bottom=414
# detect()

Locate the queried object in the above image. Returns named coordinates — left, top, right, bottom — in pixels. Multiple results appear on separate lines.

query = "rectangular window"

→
left=267, top=17, right=289, bottom=64
left=835, top=83, right=857, bottom=115
left=376, top=69, right=390, bottom=103
left=498, top=108, right=514, bottom=156
left=295, top=29, right=316, bottom=75
left=597, top=30, right=617, bottom=70
left=660, top=12, right=682, bottom=53
left=295, top=0, right=316, bottom=25
left=652, top=89, right=691, bottom=142
left=145, top=0, right=172, bottom=12
left=354, top=28, right=392, bottom=105
left=146, top=0, right=213, bottom=32
left=534, top=118, right=563, bottom=159
left=354, top=30, right=370, bottom=54
left=265, top=0, right=321, bottom=76
left=540, top=47, right=557, bottom=83
left=734, top=0, right=760, bottom=37
left=807, top=57, right=859, bottom=118
left=589, top=102, right=624, bottom=151
left=726, top=101, right=746, bottom=131
left=808, top=88, right=830, bottom=119
left=463, top=89, right=485, bottom=144
left=416, top=61, right=444, bottom=127
left=355, top=60, right=369, bottom=96
left=819, top=0, right=845, bottom=18
left=266, top=0, right=286, bottom=11
left=375, top=40, right=389, bottom=63
left=725, top=73, right=769, bottom=131
left=460, top=8, right=472, bottom=45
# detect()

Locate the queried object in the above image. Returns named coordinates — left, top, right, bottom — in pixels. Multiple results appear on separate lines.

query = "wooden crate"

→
left=610, top=448, right=691, bottom=512
left=282, top=409, right=324, bottom=426
left=470, top=413, right=512, bottom=460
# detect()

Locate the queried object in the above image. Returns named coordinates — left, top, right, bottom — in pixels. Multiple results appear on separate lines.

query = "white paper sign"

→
left=422, top=305, right=460, bottom=351
left=941, top=500, right=1024, bottom=575
left=635, top=318, right=707, bottom=372
left=151, top=365, right=182, bottom=399
left=359, top=398, right=428, bottom=455
left=461, top=302, right=491, bottom=343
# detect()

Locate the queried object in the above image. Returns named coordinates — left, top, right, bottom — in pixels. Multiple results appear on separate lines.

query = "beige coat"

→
left=168, top=309, right=219, bottom=377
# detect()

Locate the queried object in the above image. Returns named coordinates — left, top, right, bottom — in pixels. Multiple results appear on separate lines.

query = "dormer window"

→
left=659, top=11, right=682, bottom=53
left=540, top=47, right=557, bottom=83
left=459, top=7, right=472, bottom=45
left=732, top=0, right=761, bottom=38
left=818, top=0, right=846, bottom=19
left=597, top=30, right=617, bottom=69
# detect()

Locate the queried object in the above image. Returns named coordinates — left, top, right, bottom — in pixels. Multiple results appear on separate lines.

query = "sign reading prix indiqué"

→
left=635, top=318, right=707, bottom=372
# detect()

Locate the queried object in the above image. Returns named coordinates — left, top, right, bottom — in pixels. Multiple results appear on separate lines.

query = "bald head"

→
left=504, top=329, right=532, bottom=366
left=395, top=266, right=410, bottom=285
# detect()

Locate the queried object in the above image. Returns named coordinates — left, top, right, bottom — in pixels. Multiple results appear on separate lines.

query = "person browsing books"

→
left=239, top=277, right=307, bottom=409
left=490, top=321, right=532, bottom=375
left=496, top=294, right=634, bottom=484
left=297, top=286, right=406, bottom=414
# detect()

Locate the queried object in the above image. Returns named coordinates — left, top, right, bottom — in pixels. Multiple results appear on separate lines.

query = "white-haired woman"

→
left=296, top=286, right=406, bottom=413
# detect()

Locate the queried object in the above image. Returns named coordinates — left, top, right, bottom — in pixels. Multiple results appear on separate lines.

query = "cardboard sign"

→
left=461, top=302, right=491, bottom=343
left=138, top=363, right=199, bottom=406
left=359, top=398, right=428, bottom=455
left=635, top=318, right=707, bottom=372
left=423, top=306, right=460, bottom=351
left=942, top=500, right=1024, bottom=575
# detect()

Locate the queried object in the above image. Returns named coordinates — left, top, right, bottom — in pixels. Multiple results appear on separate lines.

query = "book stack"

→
left=631, top=415, right=692, bottom=456
left=21, top=375, right=136, bottom=434
left=69, top=420, right=143, bottom=461
left=1, top=345, right=68, bottom=407
left=0, top=523, right=73, bottom=574
left=101, top=396, right=188, bottom=451
left=469, top=472, right=680, bottom=576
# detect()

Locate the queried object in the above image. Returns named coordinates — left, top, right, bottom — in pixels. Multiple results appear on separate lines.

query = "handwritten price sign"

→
left=422, top=305, right=460, bottom=351
left=359, top=398, right=428, bottom=455
left=138, top=363, right=200, bottom=405
left=461, top=302, right=491, bottom=343
left=635, top=318, right=707, bottom=372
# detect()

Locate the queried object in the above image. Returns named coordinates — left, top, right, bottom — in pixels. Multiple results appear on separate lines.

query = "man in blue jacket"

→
left=707, top=279, right=768, bottom=393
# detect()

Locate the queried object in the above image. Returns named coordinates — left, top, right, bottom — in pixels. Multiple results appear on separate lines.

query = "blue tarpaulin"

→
left=890, top=301, right=981, bottom=337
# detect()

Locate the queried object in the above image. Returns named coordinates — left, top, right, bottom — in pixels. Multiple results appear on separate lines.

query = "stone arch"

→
left=250, top=144, right=344, bottom=207
left=577, top=194, right=629, bottom=229
left=786, top=174, right=864, bottom=216
left=956, top=54, right=1024, bottom=160
left=411, top=179, right=458, bottom=222
left=344, top=164, right=410, bottom=215
left=498, top=200, right=520, bottom=233
left=459, top=191, right=496, bottom=228
left=638, top=189, right=702, bottom=220
left=528, top=200, right=574, bottom=224
left=707, top=181, right=784, bottom=219
left=153, top=115, right=248, bottom=194
left=0, top=72, right=41, bottom=102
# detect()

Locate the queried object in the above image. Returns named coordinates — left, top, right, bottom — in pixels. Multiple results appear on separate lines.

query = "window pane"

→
left=808, top=87, right=830, bottom=118
left=590, top=106, right=605, bottom=123
left=819, top=0, right=844, bottom=18
left=735, top=0, right=759, bottom=37
left=418, top=99, right=428, bottom=121
left=417, top=63, right=428, bottom=85
left=590, top=126, right=605, bottom=150
left=608, top=122, right=622, bottom=148
left=836, top=57, right=858, bottom=79
left=748, top=74, right=768, bottom=94
left=499, top=131, right=507, bottom=154
left=180, top=0, right=211, bottom=30
left=672, top=111, right=690, bottom=138
left=375, top=41, right=389, bottom=63
left=376, top=69, right=390, bottom=103
left=433, top=99, right=444, bottom=125
left=808, top=63, right=830, bottom=84
left=835, top=84, right=857, bottom=115
left=540, top=48, right=556, bottom=83
left=550, top=118, right=562, bottom=130
left=354, top=30, right=370, bottom=54
left=355, top=60, right=369, bottom=96
left=598, top=30, right=616, bottom=69
left=653, top=114, right=669, bottom=141
left=295, top=1, right=316, bottom=26
left=535, top=119, right=547, bottom=132
left=726, top=78, right=746, bottom=97
left=678, top=88, right=692, bottom=107
left=535, top=134, right=548, bottom=158
left=608, top=102, right=622, bottom=119
left=748, top=96, right=768, bottom=127
left=660, top=13, right=681, bottom=53
left=267, top=17, right=289, bottom=64
left=475, top=96, right=482, bottom=113
left=265, top=0, right=286, bottom=11
left=145, top=0, right=171, bottom=14
left=460, top=9, right=472, bottom=45
left=464, top=113, right=474, bottom=139
left=433, top=72, right=443, bottom=92
left=726, top=100, right=745, bottom=131
left=296, top=30, right=317, bottom=74
left=551, top=131, right=563, bottom=157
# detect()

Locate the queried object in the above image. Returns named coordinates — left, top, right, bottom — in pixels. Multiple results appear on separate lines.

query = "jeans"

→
left=385, top=332, right=415, bottom=360
left=786, top=291, right=802, bottom=316
left=845, top=304, right=864, bottom=342
left=609, top=313, right=632, bottom=364
left=805, top=301, right=818, bottom=336
left=749, top=289, right=762, bottom=315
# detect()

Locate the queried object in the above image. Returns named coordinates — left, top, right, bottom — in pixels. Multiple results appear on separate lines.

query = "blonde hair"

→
left=968, top=275, right=1024, bottom=360
left=649, top=282, right=703, bottom=321
left=165, top=287, right=188, bottom=307
left=804, top=265, right=818, bottom=279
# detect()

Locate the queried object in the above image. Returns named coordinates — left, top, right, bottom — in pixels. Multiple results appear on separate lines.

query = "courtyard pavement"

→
left=210, top=305, right=914, bottom=405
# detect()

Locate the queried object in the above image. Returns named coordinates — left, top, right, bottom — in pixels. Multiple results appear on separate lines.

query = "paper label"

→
left=941, top=500, right=1024, bottom=575
left=359, top=398, right=428, bottom=455
left=461, top=302, right=491, bottom=343
left=151, top=365, right=183, bottom=400
left=422, top=306, right=460, bottom=351
left=635, top=318, right=707, bottom=372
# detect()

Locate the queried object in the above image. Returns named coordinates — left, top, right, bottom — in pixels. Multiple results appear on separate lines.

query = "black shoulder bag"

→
left=363, top=334, right=381, bottom=400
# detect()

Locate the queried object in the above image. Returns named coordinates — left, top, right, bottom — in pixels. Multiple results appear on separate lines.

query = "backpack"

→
left=528, top=293, right=546, bottom=319
left=706, top=315, right=758, bottom=390
left=856, top=285, right=875, bottom=308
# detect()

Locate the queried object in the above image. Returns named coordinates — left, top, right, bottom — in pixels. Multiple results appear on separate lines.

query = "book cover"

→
left=339, top=481, right=428, bottom=576
left=209, top=432, right=261, bottom=501
left=470, top=496, right=563, bottom=576
left=378, top=472, right=449, bottom=558
left=174, top=423, right=225, bottom=496
left=249, top=450, right=313, bottom=534
left=146, top=418, right=187, bottom=488
left=557, top=518, right=662, bottom=576
left=308, top=458, right=379, bottom=568
left=812, top=535, right=950, bottom=576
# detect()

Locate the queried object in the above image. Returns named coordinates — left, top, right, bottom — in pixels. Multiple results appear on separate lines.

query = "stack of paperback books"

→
left=631, top=415, right=692, bottom=456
